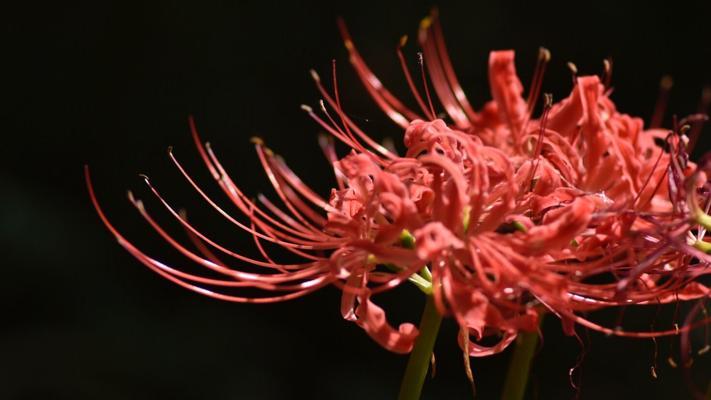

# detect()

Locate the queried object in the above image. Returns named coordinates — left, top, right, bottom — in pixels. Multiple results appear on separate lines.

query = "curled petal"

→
left=414, top=222, right=465, bottom=260
left=459, top=327, right=519, bottom=357
left=354, top=295, right=419, bottom=354
left=488, top=50, right=527, bottom=136
left=512, top=197, right=595, bottom=255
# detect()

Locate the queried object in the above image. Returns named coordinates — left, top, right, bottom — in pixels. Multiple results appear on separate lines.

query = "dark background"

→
left=3, top=1, right=711, bottom=399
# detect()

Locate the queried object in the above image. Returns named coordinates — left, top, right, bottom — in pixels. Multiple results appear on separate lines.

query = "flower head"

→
left=88, top=11, right=710, bottom=366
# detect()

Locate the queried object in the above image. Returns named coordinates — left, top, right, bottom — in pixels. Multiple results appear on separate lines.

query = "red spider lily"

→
left=87, top=9, right=711, bottom=374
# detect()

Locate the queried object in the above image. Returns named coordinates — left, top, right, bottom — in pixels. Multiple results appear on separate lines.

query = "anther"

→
left=667, top=356, right=677, bottom=368
left=567, top=62, right=578, bottom=76
left=419, top=16, right=433, bottom=30
left=602, top=58, right=613, bottom=88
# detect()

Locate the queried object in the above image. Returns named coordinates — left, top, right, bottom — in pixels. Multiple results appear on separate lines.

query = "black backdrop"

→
left=4, top=1, right=711, bottom=399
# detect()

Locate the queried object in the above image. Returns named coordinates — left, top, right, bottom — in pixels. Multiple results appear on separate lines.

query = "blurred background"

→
left=3, top=0, right=711, bottom=398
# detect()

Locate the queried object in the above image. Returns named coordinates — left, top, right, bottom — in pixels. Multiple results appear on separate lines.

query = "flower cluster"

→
left=87, top=12, right=710, bottom=362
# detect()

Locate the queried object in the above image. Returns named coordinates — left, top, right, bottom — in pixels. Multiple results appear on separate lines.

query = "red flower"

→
left=87, top=11, right=710, bottom=363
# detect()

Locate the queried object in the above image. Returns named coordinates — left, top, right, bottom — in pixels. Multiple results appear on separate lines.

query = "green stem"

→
left=501, top=318, right=542, bottom=400
left=398, top=294, right=443, bottom=400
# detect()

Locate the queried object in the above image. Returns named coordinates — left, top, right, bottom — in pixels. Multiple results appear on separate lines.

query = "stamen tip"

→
left=309, top=69, right=320, bottom=82
left=543, top=93, right=553, bottom=107
left=250, top=136, right=264, bottom=146
left=539, top=47, right=551, bottom=62
left=667, top=356, right=678, bottom=368
left=318, top=133, right=332, bottom=146
left=127, top=190, right=143, bottom=209
left=399, top=35, right=408, bottom=48
left=702, top=86, right=711, bottom=102
left=566, top=62, right=578, bottom=75
left=300, top=104, right=313, bottom=113
left=660, top=75, right=674, bottom=90
left=419, top=16, right=432, bottom=30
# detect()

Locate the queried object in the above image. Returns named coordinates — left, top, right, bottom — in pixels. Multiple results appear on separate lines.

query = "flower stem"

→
left=398, top=294, right=443, bottom=400
left=501, top=319, right=542, bottom=400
